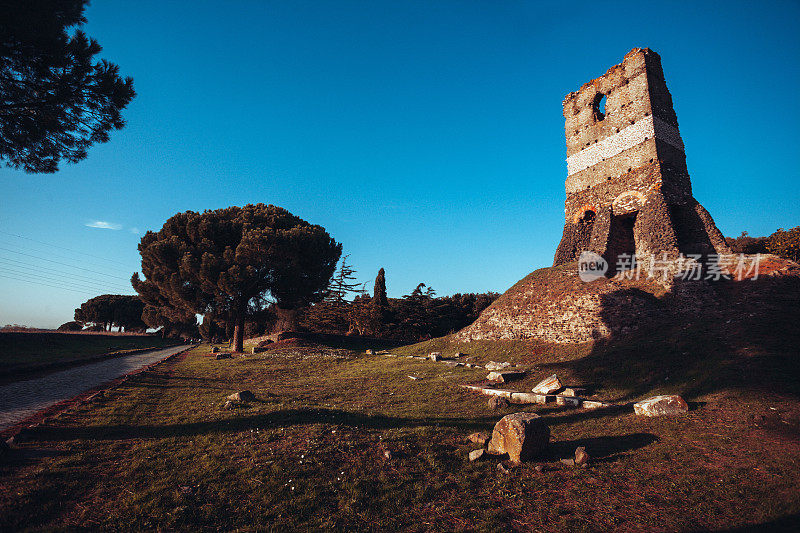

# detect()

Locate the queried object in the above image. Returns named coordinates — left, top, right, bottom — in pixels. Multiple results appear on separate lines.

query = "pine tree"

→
left=132, top=204, right=341, bottom=351
left=0, top=0, right=135, bottom=173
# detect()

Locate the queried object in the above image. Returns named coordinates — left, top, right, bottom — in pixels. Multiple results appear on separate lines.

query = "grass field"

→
left=1, top=313, right=799, bottom=531
left=0, top=331, right=179, bottom=382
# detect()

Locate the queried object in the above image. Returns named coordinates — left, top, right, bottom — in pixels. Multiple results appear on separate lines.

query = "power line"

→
left=0, top=256, right=132, bottom=288
left=0, top=246, right=131, bottom=281
left=0, top=230, right=132, bottom=267
left=0, top=273, right=97, bottom=294
left=0, top=265, right=131, bottom=293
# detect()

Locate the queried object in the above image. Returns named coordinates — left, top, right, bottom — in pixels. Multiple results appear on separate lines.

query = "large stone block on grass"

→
left=485, top=361, right=511, bottom=371
left=227, top=390, right=255, bottom=402
left=633, top=395, right=688, bottom=417
left=532, top=374, right=563, bottom=394
left=487, top=412, right=550, bottom=463
left=486, top=370, right=526, bottom=383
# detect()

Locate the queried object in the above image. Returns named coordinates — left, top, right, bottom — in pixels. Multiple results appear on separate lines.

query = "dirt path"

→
left=0, top=345, right=190, bottom=431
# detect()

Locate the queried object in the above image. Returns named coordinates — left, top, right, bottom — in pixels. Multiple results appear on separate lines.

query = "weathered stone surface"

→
left=429, top=353, right=441, bottom=361
left=250, top=340, right=273, bottom=354
left=211, top=346, right=220, bottom=353
left=555, top=395, right=581, bottom=407
left=227, top=390, right=255, bottom=402
left=469, top=449, right=485, bottom=462
left=442, top=361, right=459, bottom=368
left=223, top=400, right=235, bottom=410
left=486, top=370, right=525, bottom=383
left=454, top=49, right=732, bottom=346
left=582, top=400, right=609, bottom=410
left=488, top=396, right=510, bottom=410
left=485, top=361, right=512, bottom=371
left=562, top=387, right=587, bottom=397
left=365, top=349, right=374, bottom=355
left=575, top=446, right=589, bottom=466
left=454, top=352, right=465, bottom=358
left=215, top=352, right=232, bottom=360
left=487, top=412, right=550, bottom=463
left=532, top=374, right=563, bottom=394
left=633, top=395, right=688, bottom=417
left=461, top=385, right=549, bottom=405
left=467, top=431, right=491, bottom=447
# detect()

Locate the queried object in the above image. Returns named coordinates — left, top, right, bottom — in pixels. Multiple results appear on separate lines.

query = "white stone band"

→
left=566, top=115, right=684, bottom=176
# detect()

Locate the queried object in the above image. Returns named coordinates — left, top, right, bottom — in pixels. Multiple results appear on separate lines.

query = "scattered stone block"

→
left=366, top=349, right=374, bottom=355
left=211, top=346, right=220, bottom=353
left=487, top=412, right=550, bottom=463
left=223, top=400, right=236, bottom=410
left=429, top=352, right=441, bottom=361
left=496, top=460, right=517, bottom=473
left=562, top=387, right=587, bottom=397
left=488, top=396, right=510, bottom=410
left=575, top=446, right=589, bottom=466
left=560, top=458, right=575, bottom=467
left=215, top=352, right=232, bottom=360
left=408, top=375, right=419, bottom=380
left=442, top=361, right=459, bottom=368
left=486, top=370, right=526, bottom=383
left=633, top=395, right=688, bottom=417
left=555, top=395, right=581, bottom=407
left=469, top=449, right=485, bottom=462
left=250, top=340, right=274, bottom=354
left=582, top=400, right=608, bottom=410
left=454, top=352, right=465, bottom=358
left=532, top=374, right=563, bottom=394
left=383, top=450, right=393, bottom=460
left=485, top=361, right=511, bottom=371
left=467, top=431, right=491, bottom=447
left=227, top=390, right=255, bottom=402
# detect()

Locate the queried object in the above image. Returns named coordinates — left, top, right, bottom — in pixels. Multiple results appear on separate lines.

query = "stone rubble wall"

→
left=554, top=48, right=729, bottom=267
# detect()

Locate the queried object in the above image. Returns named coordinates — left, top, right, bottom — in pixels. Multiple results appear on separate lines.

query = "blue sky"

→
left=1, top=0, right=799, bottom=328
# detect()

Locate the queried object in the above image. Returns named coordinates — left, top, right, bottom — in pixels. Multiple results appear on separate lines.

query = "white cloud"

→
left=85, top=220, right=122, bottom=230
left=129, top=227, right=140, bottom=234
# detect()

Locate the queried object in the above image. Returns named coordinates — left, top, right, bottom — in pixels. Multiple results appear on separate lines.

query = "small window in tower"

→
left=593, top=93, right=607, bottom=121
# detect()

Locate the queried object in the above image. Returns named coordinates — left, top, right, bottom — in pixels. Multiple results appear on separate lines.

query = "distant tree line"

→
left=298, top=262, right=499, bottom=341
left=72, top=294, right=147, bottom=332
left=726, top=227, right=800, bottom=262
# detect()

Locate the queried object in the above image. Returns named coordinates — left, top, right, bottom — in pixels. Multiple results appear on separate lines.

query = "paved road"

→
left=0, top=345, right=189, bottom=431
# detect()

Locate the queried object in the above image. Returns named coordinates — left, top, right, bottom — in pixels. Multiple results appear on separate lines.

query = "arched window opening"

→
left=593, top=93, right=607, bottom=121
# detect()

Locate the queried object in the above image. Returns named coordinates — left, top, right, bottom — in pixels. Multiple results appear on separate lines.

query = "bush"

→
left=766, top=226, right=800, bottom=262
left=57, top=321, right=83, bottom=331
left=725, top=232, right=768, bottom=254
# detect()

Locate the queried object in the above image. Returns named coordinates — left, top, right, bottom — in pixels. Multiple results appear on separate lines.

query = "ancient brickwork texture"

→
left=454, top=48, right=782, bottom=344
left=553, top=48, right=730, bottom=268
left=453, top=264, right=716, bottom=343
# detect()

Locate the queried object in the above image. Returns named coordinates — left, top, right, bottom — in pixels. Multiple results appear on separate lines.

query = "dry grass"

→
left=1, top=318, right=799, bottom=531
left=0, top=331, right=178, bottom=382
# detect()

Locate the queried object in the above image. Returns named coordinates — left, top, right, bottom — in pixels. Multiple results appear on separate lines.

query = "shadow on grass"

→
left=21, top=408, right=500, bottom=442
left=546, top=432, right=658, bottom=462
left=539, top=275, right=800, bottom=402
left=696, top=512, right=800, bottom=532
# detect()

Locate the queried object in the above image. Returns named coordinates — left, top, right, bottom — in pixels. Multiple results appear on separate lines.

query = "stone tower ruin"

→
left=553, top=48, right=729, bottom=271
